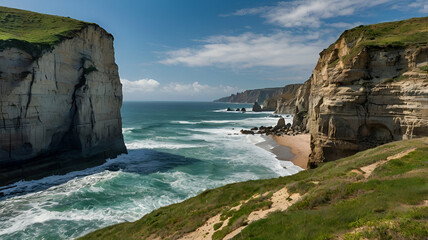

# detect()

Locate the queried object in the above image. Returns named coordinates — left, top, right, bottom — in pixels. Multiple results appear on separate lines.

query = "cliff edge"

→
left=214, top=87, right=284, bottom=104
left=0, top=7, right=127, bottom=186
left=263, top=83, right=302, bottom=113
left=294, top=17, right=428, bottom=167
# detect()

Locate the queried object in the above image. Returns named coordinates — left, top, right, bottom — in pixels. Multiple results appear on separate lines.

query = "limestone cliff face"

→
left=298, top=18, right=428, bottom=167
left=263, top=84, right=302, bottom=113
left=0, top=25, right=127, bottom=185
left=214, top=87, right=283, bottom=104
left=291, top=79, right=311, bottom=130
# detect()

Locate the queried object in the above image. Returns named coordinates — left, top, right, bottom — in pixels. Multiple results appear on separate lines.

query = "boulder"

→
left=274, top=117, right=286, bottom=130
left=240, top=129, right=254, bottom=135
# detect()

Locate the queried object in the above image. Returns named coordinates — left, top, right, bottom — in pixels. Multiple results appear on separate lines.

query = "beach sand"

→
left=271, top=134, right=311, bottom=169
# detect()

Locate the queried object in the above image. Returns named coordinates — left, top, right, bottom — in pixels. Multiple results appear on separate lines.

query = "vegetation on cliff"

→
left=80, top=138, right=428, bottom=240
left=0, top=6, right=92, bottom=56
left=213, top=87, right=284, bottom=104
left=323, top=16, right=428, bottom=65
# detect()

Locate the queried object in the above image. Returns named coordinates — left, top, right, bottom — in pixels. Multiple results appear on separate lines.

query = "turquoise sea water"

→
left=0, top=102, right=300, bottom=239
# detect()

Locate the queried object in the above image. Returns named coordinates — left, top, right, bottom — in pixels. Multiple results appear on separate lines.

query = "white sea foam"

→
left=126, top=139, right=204, bottom=150
left=122, top=127, right=135, bottom=133
left=0, top=104, right=303, bottom=239
left=246, top=135, right=266, bottom=145
left=212, top=109, right=276, bottom=115
left=170, top=120, right=199, bottom=124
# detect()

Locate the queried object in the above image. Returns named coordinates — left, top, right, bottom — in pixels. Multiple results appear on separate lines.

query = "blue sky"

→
left=1, top=0, right=427, bottom=101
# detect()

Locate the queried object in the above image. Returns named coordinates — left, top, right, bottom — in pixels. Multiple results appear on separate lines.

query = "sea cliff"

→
left=293, top=17, right=428, bottom=167
left=214, top=87, right=283, bottom=104
left=0, top=7, right=126, bottom=186
left=263, top=83, right=302, bottom=113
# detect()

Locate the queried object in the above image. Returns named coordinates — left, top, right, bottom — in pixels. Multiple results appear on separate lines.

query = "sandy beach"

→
left=271, top=134, right=311, bottom=169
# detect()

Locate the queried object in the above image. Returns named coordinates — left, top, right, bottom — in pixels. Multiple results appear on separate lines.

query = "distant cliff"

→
left=293, top=17, right=428, bottom=167
left=214, top=87, right=283, bottom=104
left=0, top=7, right=126, bottom=186
left=262, top=84, right=302, bottom=113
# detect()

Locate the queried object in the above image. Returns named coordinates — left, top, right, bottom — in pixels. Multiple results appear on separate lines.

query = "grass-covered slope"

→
left=323, top=16, right=428, bottom=64
left=0, top=6, right=91, bottom=56
left=80, top=138, right=428, bottom=240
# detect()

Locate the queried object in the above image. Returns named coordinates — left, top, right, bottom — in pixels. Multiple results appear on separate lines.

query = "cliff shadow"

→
left=0, top=149, right=200, bottom=200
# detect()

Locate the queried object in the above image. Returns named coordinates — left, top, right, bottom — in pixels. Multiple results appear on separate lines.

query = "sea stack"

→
left=0, top=7, right=127, bottom=186
left=252, top=102, right=262, bottom=112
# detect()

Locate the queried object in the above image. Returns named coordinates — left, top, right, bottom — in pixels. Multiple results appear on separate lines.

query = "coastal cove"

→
left=0, top=102, right=303, bottom=239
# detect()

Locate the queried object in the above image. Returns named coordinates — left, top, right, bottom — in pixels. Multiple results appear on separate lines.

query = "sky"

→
left=1, top=0, right=427, bottom=101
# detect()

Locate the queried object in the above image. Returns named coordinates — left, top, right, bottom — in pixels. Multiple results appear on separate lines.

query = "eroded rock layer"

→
left=263, top=84, right=302, bottom=113
left=0, top=25, right=127, bottom=185
left=296, top=17, right=428, bottom=167
left=214, top=87, right=284, bottom=104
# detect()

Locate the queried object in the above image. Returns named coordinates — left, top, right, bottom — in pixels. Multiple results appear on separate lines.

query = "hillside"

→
left=213, top=87, right=284, bottom=104
left=80, top=138, right=428, bottom=239
left=0, top=6, right=93, bottom=57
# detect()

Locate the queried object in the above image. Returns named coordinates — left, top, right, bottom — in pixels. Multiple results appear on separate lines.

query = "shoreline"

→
left=271, top=134, right=310, bottom=169
left=254, top=133, right=310, bottom=171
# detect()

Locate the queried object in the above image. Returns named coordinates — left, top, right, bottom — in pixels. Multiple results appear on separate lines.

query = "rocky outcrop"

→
left=295, top=17, right=428, bottom=168
left=263, top=84, right=302, bottom=113
left=292, top=79, right=311, bottom=131
left=0, top=22, right=126, bottom=185
left=214, top=87, right=283, bottom=104
left=252, top=102, right=262, bottom=112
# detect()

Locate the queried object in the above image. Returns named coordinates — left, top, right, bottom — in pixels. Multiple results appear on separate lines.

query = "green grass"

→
left=0, top=6, right=92, bottom=56
left=323, top=17, right=428, bottom=66
left=79, top=138, right=428, bottom=240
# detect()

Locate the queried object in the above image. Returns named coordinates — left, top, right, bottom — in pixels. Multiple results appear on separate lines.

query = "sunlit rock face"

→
left=262, top=84, right=302, bottom=114
left=290, top=17, right=428, bottom=168
left=301, top=41, right=428, bottom=167
left=0, top=25, right=127, bottom=185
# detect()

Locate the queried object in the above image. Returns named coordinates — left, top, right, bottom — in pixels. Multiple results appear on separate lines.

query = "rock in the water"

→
left=241, top=108, right=246, bottom=112
left=252, top=102, right=262, bottom=112
left=227, top=107, right=232, bottom=111
left=274, top=117, right=286, bottom=130
left=240, top=130, right=254, bottom=135
left=236, top=108, right=240, bottom=111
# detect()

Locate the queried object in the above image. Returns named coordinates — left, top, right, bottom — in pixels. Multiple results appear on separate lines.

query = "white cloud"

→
left=121, top=78, right=160, bottom=93
left=227, top=0, right=390, bottom=28
left=159, top=0, right=398, bottom=69
left=160, top=31, right=329, bottom=68
left=120, top=78, right=240, bottom=101
left=328, top=22, right=364, bottom=29
left=162, top=82, right=238, bottom=96
left=409, top=0, right=428, bottom=13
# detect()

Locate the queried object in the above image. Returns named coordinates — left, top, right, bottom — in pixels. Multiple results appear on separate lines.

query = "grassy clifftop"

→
left=0, top=6, right=92, bottom=56
left=322, top=16, right=428, bottom=64
left=80, top=138, right=428, bottom=240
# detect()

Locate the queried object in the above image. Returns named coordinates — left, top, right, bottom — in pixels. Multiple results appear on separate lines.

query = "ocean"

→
left=0, top=102, right=300, bottom=239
